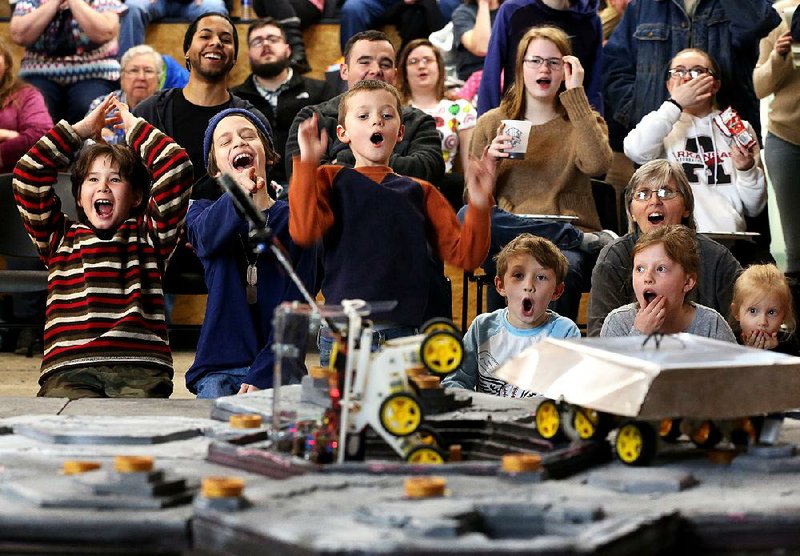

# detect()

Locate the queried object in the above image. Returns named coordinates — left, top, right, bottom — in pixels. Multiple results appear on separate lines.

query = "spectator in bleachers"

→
left=9, top=0, right=125, bottom=124
left=477, top=0, right=603, bottom=116
left=285, top=30, right=444, bottom=186
left=134, top=13, right=270, bottom=192
left=118, top=0, right=227, bottom=61
left=0, top=38, right=54, bottom=356
left=603, top=0, right=779, bottom=139
left=338, top=0, right=461, bottom=53
left=623, top=48, right=766, bottom=238
left=86, top=45, right=164, bottom=144
left=252, top=0, right=321, bottom=74
left=396, top=38, right=476, bottom=209
left=754, top=2, right=800, bottom=305
left=452, top=0, right=501, bottom=82
left=470, top=25, right=612, bottom=322
left=598, top=0, right=628, bottom=44
left=587, top=159, right=741, bottom=337
left=233, top=18, right=335, bottom=188
left=0, top=39, right=53, bottom=174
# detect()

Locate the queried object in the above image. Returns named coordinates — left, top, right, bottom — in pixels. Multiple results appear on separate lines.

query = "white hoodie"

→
left=623, top=101, right=766, bottom=233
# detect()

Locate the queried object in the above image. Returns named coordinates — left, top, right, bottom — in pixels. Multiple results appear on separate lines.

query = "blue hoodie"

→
left=477, top=0, right=603, bottom=116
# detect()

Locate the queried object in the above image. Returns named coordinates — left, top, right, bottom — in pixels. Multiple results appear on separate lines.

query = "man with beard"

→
left=233, top=18, right=335, bottom=188
left=133, top=13, right=271, bottom=308
left=134, top=12, right=270, bottom=190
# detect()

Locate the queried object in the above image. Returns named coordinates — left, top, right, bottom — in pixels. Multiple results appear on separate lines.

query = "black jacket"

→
left=233, top=72, right=336, bottom=184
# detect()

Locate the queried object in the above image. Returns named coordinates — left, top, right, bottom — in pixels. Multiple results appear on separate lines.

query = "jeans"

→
left=194, top=367, right=250, bottom=399
left=25, top=77, right=116, bottom=124
left=118, top=0, right=229, bottom=58
left=318, top=326, right=418, bottom=367
left=459, top=206, right=588, bottom=322
left=765, top=133, right=800, bottom=273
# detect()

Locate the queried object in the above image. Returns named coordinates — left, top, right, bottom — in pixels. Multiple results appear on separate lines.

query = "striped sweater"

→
left=13, top=119, right=193, bottom=382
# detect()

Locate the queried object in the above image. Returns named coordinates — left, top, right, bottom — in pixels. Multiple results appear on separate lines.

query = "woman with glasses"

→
left=397, top=38, right=476, bottom=208
left=469, top=25, right=612, bottom=321
left=623, top=48, right=766, bottom=240
left=587, top=159, right=741, bottom=336
left=9, top=0, right=125, bottom=124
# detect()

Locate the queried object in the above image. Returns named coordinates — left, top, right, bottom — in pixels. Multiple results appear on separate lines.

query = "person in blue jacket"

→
left=185, top=108, right=318, bottom=398
left=477, top=0, right=603, bottom=116
left=603, top=0, right=780, bottom=137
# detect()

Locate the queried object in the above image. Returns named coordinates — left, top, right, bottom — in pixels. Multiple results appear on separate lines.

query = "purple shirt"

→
left=0, top=86, right=53, bottom=173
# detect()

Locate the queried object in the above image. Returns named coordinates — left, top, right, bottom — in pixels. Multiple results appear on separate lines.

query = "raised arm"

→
left=65, top=0, right=120, bottom=44
left=723, top=0, right=781, bottom=50
left=753, top=27, right=793, bottom=99
left=10, top=0, right=62, bottom=47
left=457, top=0, right=492, bottom=57
left=185, top=196, right=247, bottom=259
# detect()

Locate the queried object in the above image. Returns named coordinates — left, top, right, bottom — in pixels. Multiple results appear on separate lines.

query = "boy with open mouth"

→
left=13, top=95, right=193, bottom=398
left=291, top=79, right=494, bottom=365
left=443, top=233, right=580, bottom=398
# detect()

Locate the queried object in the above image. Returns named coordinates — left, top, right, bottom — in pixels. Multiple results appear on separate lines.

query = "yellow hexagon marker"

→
left=501, top=453, right=542, bottom=473
left=114, top=455, right=154, bottom=473
left=229, top=414, right=263, bottom=429
left=63, top=461, right=101, bottom=475
left=202, top=476, right=245, bottom=498
left=404, top=476, right=446, bottom=498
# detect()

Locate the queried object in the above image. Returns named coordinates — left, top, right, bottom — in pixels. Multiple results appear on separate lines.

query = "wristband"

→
left=666, top=98, right=683, bottom=112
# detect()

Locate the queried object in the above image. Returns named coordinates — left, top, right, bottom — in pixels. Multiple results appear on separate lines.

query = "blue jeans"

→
left=765, top=133, right=800, bottom=273
left=459, top=206, right=588, bottom=322
left=318, top=325, right=418, bottom=367
left=118, top=0, right=229, bottom=58
left=25, top=77, right=116, bottom=124
left=195, top=367, right=249, bottom=399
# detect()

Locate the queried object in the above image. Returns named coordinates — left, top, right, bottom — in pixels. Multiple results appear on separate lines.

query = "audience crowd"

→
left=3, top=0, right=798, bottom=399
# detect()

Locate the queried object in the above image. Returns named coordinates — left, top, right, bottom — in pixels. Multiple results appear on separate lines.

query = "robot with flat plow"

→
left=496, top=334, right=800, bottom=465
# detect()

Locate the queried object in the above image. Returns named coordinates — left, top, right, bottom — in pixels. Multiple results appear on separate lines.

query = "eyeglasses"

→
left=407, top=56, right=435, bottom=67
left=667, top=67, right=715, bottom=79
left=522, top=56, right=564, bottom=70
left=248, top=35, right=285, bottom=49
left=122, top=67, right=158, bottom=77
left=632, top=188, right=681, bottom=202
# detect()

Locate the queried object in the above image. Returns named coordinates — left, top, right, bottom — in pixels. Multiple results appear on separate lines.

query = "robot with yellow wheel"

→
left=331, top=302, right=464, bottom=464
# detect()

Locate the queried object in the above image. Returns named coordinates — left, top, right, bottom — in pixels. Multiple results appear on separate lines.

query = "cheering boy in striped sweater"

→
left=13, top=95, right=193, bottom=398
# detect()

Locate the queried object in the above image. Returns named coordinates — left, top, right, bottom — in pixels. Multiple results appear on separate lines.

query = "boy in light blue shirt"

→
left=444, top=233, right=580, bottom=397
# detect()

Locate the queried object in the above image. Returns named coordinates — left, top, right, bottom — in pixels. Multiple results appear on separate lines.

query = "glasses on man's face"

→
left=522, top=56, right=564, bottom=70
left=633, top=187, right=680, bottom=202
left=408, top=56, right=435, bottom=67
left=667, top=66, right=714, bottom=80
left=123, top=67, right=158, bottom=77
left=248, top=35, right=285, bottom=49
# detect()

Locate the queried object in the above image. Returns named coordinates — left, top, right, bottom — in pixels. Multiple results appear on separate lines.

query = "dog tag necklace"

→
left=242, top=212, right=268, bottom=305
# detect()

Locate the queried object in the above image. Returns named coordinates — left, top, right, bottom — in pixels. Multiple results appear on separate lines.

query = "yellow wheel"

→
left=535, top=400, right=562, bottom=440
left=405, top=445, right=446, bottom=464
left=420, top=317, right=459, bottom=335
left=573, top=408, right=609, bottom=440
left=658, top=418, right=682, bottom=443
left=420, top=331, right=464, bottom=375
left=690, top=421, right=722, bottom=449
left=615, top=421, right=657, bottom=466
left=379, top=392, right=423, bottom=437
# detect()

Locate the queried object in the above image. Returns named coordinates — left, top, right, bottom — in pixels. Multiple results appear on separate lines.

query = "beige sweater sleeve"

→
left=753, top=22, right=794, bottom=99
left=559, top=87, right=613, bottom=177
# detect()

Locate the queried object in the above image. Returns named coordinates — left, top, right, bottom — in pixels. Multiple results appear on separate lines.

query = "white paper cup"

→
left=501, top=119, right=533, bottom=159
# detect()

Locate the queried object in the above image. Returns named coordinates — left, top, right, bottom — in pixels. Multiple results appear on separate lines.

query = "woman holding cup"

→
left=468, top=25, right=612, bottom=319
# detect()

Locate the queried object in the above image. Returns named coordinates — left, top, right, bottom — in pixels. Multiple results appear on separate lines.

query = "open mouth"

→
left=203, top=52, right=223, bottom=61
left=232, top=152, right=254, bottom=170
left=94, top=199, right=113, bottom=218
left=370, top=132, right=384, bottom=145
left=647, top=212, right=665, bottom=225
left=522, top=298, right=533, bottom=313
left=535, top=78, right=551, bottom=86
left=643, top=291, right=657, bottom=305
